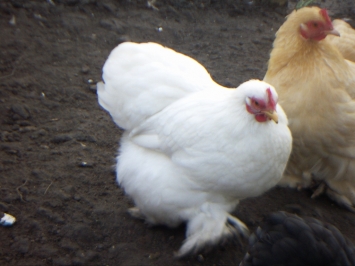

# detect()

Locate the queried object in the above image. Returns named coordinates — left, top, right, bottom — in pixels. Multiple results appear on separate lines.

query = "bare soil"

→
left=1, top=0, right=355, bottom=265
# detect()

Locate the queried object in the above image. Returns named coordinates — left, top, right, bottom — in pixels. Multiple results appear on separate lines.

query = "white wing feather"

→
left=97, top=42, right=222, bottom=130
left=129, top=87, right=290, bottom=198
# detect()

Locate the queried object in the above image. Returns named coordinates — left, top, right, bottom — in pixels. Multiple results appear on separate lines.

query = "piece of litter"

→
left=0, top=213, right=16, bottom=227
left=148, top=252, right=160, bottom=260
left=79, top=161, right=93, bottom=168
left=157, top=27, right=163, bottom=32
left=197, top=254, right=204, bottom=262
left=34, top=14, right=45, bottom=21
left=147, top=0, right=159, bottom=11
left=9, top=15, right=16, bottom=26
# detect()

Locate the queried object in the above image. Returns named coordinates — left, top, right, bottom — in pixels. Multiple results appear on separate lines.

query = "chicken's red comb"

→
left=320, top=9, right=332, bottom=25
left=266, top=88, right=276, bottom=110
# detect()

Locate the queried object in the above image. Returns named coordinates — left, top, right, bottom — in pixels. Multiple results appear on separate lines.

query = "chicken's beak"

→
left=262, top=110, right=278, bottom=124
left=326, top=28, right=340, bottom=37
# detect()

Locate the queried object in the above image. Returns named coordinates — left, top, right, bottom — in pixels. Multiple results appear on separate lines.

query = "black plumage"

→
left=241, top=212, right=355, bottom=266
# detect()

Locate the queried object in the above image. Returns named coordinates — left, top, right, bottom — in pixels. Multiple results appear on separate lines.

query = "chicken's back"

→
left=97, top=42, right=220, bottom=131
left=328, top=20, right=355, bottom=62
left=241, top=211, right=355, bottom=266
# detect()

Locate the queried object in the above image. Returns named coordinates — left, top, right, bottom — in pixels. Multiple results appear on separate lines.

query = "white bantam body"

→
left=97, top=42, right=292, bottom=257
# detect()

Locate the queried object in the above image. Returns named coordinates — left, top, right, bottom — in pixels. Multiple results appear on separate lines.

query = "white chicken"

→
left=97, top=42, right=292, bottom=257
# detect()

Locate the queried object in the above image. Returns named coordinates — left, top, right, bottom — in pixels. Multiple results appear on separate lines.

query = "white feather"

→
left=97, top=42, right=223, bottom=131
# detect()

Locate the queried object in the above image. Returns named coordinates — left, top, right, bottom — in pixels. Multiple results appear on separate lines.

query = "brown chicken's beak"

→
left=326, top=28, right=340, bottom=37
left=262, top=110, right=278, bottom=124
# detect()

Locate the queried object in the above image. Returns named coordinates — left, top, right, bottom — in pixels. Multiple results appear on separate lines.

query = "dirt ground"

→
left=1, top=0, right=355, bottom=265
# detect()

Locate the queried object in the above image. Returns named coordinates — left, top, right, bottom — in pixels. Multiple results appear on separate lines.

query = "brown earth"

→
left=1, top=0, right=355, bottom=265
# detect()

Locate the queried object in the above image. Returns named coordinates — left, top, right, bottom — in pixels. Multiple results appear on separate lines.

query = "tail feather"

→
left=96, top=81, right=109, bottom=112
left=97, top=42, right=220, bottom=130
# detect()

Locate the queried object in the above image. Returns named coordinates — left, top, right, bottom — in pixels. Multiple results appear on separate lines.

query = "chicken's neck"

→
left=265, top=28, right=344, bottom=79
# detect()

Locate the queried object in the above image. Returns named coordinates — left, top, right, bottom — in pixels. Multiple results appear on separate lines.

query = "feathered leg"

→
left=175, top=203, right=249, bottom=258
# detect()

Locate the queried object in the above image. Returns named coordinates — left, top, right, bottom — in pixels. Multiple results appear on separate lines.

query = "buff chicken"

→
left=264, top=6, right=355, bottom=211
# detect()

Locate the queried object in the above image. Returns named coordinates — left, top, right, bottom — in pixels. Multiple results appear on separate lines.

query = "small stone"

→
left=1, top=144, right=15, bottom=151
left=30, top=129, right=47, bottom=139
left=36, top=207, right=65, bottom=224
left=17, top=120, right=32, bottom=126
left=4, top=193, right=18, bottom=204
left=9, top=15, right=16, bottom=26
left=81, top=65, right=90, bottom=74
left=285, top=204, right=302, bottom=214
left=31, top=169, right=50, bottom=181
left=51, top=134, right=72, bottom=144
left=71, top=258, right=84, bottom=265
left=12, top=114, right=20, bottom=121
left=11, top=104, right=30, bottom=119
left=62, top=185, right=75, bottom=194
left=85, top=250, right=98, bottom=261
left=12, top=124, right=20, bottom=131
left=53, top=257, right=72, bottom=266
left=102, top=2, right=118, bottom=13
left=96, top=244, right=104, bottom=250
left=34, top=13, right=47, bottom=22
left=44, top=198, right=62, bottom=208
left=74, top=133, right=96, bottom=143
left=117, top=35, right=130, bottom=44
left=0, top=202, right=9, bottom=212
left=108, top=245, right=118, bottom=259
left=89, top=84, right=97, bottom=92
left=100, top=18, right=124, bottom=33
left=149, top=252, right=160, bottom=260
left=34, top=245, right=58, bottom=258
left=19, top=126, right=37, bottom=133
left=79, top=161, right=93, bottom=168
left=71, top=224, right=99, bottom=244
left=60, top=238, right=79, bottom=251
left=74, top=195, right=81, bottom=201
left=55, top=190, right=71, bottom=201
left=197, top=254, right=204, bottom=262
left=11, top=238, right=30, bottom=254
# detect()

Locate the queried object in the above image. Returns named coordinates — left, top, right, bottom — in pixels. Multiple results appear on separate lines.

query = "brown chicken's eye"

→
left=313, top=22, right=318, bottom=27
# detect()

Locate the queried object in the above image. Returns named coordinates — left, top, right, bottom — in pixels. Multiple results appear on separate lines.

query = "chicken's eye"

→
left=313, top=22, right=318, bottom=27
left=254, top=100, right=259, bottom=106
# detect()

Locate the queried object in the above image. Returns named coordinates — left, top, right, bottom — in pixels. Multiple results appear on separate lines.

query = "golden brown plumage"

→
left=264, top=6, right=355, bottom=211
left=328, top=19, right=355, bottom=63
